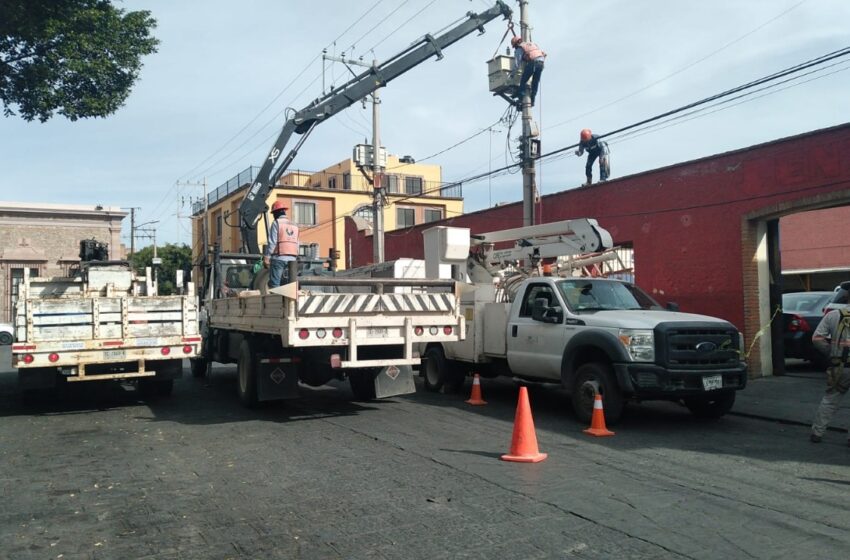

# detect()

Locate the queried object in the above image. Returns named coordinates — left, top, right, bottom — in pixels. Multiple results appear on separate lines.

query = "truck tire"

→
left=190, top=358, right=209, bottom=378
left=571, top=362, right=625, bottom=425
left=349, top=369, right=377, bottom=401
left=683, top=391, right=736, bottom=419
left=0, top=332, right=12, bottom=345
left=237, top=339, right=259, bottom=408
left=422, top=346, right=466, bottom=393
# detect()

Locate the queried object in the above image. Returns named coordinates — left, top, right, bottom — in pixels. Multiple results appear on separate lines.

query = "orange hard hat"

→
left=271, top=200, right=288, bottom=213
left=580, top=129, right=592, bottom=142
left=510, top=36, right=522, bottom=47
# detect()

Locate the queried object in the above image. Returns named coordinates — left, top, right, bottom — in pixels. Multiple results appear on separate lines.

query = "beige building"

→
left=0, top=202, right=126, bottom=322
left=192, top=154, right=463, bottom=270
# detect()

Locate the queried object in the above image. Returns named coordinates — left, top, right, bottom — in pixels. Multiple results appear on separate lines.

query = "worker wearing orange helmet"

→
left=575, top=128, right=610, bottom=186
left=263, top=200, right=300, bottom=288
left=510, top=35, right=546, bottom=107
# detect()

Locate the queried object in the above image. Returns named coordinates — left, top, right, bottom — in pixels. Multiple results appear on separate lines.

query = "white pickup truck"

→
left=418, top=222, right=747, bottom=423
left=11, top=247, right=199, bottom=398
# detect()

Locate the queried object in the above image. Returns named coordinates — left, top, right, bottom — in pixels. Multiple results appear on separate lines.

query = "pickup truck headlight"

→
left=618, top=329, right=655, bottom=362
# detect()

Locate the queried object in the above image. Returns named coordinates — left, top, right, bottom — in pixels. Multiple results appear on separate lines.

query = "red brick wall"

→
left=780, top=206, right=850, bottom=271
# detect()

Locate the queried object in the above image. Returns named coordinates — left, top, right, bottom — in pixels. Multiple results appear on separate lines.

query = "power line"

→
left=544, top=0, right=811, bottom=132
left=367, top=0, right=440, bottom=55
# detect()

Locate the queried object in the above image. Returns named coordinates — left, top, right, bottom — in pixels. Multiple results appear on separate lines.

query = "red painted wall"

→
left=780, top=206, right=850, bottom=272
left=347, top=124, right=850, bottom=330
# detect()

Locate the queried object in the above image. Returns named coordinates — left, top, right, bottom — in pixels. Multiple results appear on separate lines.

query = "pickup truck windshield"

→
left=557, top=279, right=662, bottom=311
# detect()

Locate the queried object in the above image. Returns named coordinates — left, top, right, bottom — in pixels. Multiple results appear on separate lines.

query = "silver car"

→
left=0, top=323, right=13, bottom=345
left=823, top=281, right=850, bottom=315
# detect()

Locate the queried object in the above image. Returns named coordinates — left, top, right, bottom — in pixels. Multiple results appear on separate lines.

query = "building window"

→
left=354, top=205, right=374, bottom=222
left=294, top=201, right=317, bottom=226
left=216, top=214, right=223, bottom=240
left=424, top=208, right=443, bottom=223
left=328, top=176, right=337, bottom=189
left=404, top=176, right=423, bottom=196
left=343, top=173, right=352, bottom=190
left=386, top=175, right=400, bottom=194
left=397, top=207, right=415, bottom=228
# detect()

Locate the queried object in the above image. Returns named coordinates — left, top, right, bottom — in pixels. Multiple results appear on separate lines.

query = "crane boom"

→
left=239, top=1, right=513, bottom=254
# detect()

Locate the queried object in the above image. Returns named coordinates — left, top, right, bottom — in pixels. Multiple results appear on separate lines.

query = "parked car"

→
left=782, top=291, right=833, bottom=368
left=822, top=281, right=850, bottom=314
left=0, top=323, right=13, bottom=345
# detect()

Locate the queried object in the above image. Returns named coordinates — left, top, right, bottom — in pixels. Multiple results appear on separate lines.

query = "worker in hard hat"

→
left=575, top=129, right=611, bottom=186
left=263, top=200, right=300, bottom=288
left=510, top=36, right=546, bottom=107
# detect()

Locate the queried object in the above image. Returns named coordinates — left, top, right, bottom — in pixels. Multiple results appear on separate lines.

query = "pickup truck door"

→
left=506, top=282, right=569, bottom=381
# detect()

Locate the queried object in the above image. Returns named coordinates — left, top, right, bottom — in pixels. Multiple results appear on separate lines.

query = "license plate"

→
left=702, top=375, right=723, bottom=391
left=104, top=349, right=126, bottom=360
left=367, top=327, right=388, bottom=338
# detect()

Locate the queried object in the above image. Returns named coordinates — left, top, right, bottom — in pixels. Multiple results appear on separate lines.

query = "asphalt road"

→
left=1, top=346, right=848, bottom=560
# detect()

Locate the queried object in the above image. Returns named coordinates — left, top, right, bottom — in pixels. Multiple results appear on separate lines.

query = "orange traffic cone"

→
left=465, top=373, right=487, bottom=405
left=501, top=386, right=547, bottom=463
left=583, top=393, right=615, bottom=437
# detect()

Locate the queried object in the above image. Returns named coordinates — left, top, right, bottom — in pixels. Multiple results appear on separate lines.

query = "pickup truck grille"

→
left=654, top=322, right=740, bottom=369
left=298, top=292, right=456, bottom=315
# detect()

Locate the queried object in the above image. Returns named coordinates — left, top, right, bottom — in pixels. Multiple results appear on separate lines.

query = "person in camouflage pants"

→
left=810, top=308, right=850, bottom=445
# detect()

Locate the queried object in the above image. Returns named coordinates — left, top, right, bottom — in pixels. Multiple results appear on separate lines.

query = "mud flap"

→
left=257, top=360, right=300, bottom=401
left=374, top=365, right=416, bottom=399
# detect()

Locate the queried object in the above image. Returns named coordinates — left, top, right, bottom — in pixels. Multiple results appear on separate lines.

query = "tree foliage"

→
left=131, top=243, right=192, bottom=296
left=0, top=0, right=159, bottom=121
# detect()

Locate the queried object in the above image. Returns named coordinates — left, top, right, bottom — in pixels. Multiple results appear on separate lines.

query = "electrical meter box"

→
left=487, top=55, right=519, bottom=94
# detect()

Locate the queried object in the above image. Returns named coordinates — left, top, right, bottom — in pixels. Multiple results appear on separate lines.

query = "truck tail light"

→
left=183, top=345, right=193, bottom=354
left=332, top=327, right=343, bottom=339
left=23, top=354, right=34, bottom=364
left=443, top=326, right=453, bottom=335
left=48, top=353, right=60, bottom=363
left=414, top=326, right=424, bottom=336
left=316, top=328, right=327, bottom=339
left=161, top=347, right=171, bottom=356
left=298, top=329, right=310, bottom=340
left=429, top=326, right=438, bottom=335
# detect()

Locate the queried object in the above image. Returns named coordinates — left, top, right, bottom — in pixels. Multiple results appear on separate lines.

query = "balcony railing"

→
left=193, top=166, right=462, bottom=215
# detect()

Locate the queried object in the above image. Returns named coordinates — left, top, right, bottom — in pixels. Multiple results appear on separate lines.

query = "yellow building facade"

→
left=191, top=155, right=463, bottom=270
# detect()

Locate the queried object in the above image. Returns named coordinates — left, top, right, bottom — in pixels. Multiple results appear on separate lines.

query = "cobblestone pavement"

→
left=1, top=348, right=848, bottom=559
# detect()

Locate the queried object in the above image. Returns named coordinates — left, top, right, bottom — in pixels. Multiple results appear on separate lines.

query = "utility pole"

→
left=324, top=52, right=385, bottom=263
left=519, top=0, right=537, bottom=227
left=122, top=207, right=141, bottom=257
left=371, top=60, right=385, bottom=264
left=178, top=178, right=208, bottom=284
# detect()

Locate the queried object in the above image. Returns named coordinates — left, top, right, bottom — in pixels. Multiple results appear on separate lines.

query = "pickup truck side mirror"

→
left=532, top=298, right=562, bottom=324
left=666, top=301, right=680, bottom=312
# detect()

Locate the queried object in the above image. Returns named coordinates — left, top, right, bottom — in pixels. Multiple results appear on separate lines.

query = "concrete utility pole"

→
left=519, top=0, right=537, bottom=227
left=371, top=61, right=385, bottom=264
left=123, top=207, right=141, bottom=257
left=324, top=52, right=385, bottom=263
left=178, top=178, right=208, bottom=275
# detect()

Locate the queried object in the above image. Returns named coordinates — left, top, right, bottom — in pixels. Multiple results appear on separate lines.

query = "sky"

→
left=1, top=0, right=849, bottom=250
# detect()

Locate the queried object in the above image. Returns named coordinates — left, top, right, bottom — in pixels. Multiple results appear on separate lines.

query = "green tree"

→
left=131, top=243, right=192, bottom=296
left=0, top=0, right=158, bottom=122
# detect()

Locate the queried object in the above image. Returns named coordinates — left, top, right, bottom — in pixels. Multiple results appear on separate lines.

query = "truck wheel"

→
left=237, top=340, right=259, bottom=408
left=349, top=369, right=377, bottom=401
left=571, top=362, right=624, bottom=425
left=422, top=346, right=466, bottom=393
left=0, top=332, right=12, bottom=345
left=190, top=358, right=209, bottom=378
left=684, top=391, right=736, bottom=419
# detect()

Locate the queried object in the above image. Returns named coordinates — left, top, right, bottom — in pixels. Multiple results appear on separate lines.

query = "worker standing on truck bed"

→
left=511, top=35, right=545, bottom=107
left=575, top=128, right=610, bottom=186
left=264, top=200, right=300, bottom=288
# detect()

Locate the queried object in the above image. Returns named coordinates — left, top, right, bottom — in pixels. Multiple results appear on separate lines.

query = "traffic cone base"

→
left=501, top=386, right=547, bottom=463
left=465, top=373, right=487, bottom=405
left=584, top=393, right=615, bottom=437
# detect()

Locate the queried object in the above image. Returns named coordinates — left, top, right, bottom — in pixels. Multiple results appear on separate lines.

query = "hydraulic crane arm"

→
left=473, top=219, right=614, bottom=265
left=239, top=1, right=513, bottom=254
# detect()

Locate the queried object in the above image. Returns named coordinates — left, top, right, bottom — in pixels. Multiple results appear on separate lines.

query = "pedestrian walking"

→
left=263, top=200, right=300, bottom=289
left=511, top=36, right=546, bottom=107
left=809, top=307, right=850, bottom=445
left=575, top=128, right=610, bottom=186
